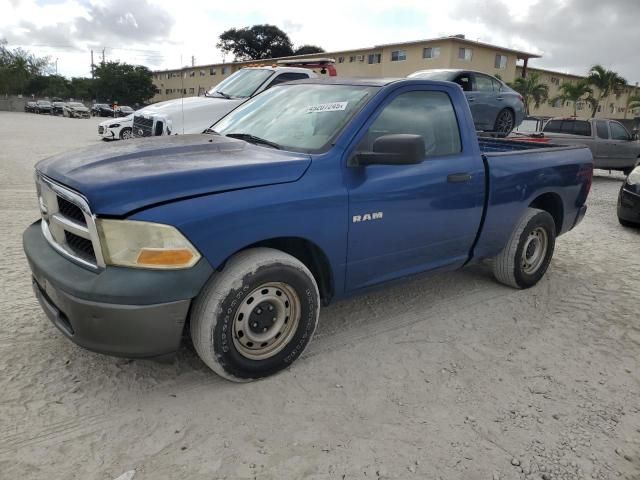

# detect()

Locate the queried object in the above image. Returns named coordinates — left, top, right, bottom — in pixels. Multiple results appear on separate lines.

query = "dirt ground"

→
left=0, top=111, right=639, bottom=480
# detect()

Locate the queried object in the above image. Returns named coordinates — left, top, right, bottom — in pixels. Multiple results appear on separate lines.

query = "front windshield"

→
left=213, top=83, right=379, bottom=152
left=206, top=69, right=274, bottom=99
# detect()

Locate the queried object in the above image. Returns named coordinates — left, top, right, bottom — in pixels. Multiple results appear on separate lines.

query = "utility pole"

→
left=101, top=48, right=105, bottom=65
left=191, top=55, right=195, bottom=67
left=55, top=58, right=58, bottom=75
left=91, top=49, right=95, bottom=78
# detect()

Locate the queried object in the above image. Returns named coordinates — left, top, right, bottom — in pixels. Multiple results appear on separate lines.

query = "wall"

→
left=0, top=95, right=28, bottom=112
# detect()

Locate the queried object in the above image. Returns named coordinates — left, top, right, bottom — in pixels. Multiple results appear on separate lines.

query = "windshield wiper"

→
left=225, top=133, right=281, bottom=149
left=214, top=90, right=232, bottom=99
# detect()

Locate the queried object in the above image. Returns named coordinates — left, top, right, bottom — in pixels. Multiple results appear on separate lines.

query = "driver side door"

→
left=343, top=88, right=485, bottom=290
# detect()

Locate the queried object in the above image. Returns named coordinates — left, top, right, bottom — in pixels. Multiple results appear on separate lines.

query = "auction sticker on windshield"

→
left=306, top=101, right=348, bottom=113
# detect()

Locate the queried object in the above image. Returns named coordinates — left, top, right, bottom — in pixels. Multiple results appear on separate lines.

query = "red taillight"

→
left=518, top=94, right=524, bottom=103
left=577, top=164, right=594, bottom=198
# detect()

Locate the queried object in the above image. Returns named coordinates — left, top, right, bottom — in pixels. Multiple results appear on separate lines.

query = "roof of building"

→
left=153, top=35, right=541, bottom=73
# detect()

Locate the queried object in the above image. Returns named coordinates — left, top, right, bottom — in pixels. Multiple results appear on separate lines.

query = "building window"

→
left=221, top=67, right=228, bottom=75
left=210, top=67, right=216, bottom=75
left=189, top=87, right=195, bottom=94
left=423, top=47, right=441, bottom=59
left=458, top=47, right=473, bottom=61
left=494, top=54, right=507, bottom=69
left=391, top=50, right=407, bottom=62
left=189, top=71, right=195, bottom=77
left=349, top=55, right=356, bottom=63
left=357, top=54, right=365, bottom=62
left=552, top=98, right=563, bottom=108
left=200, top=70, right=205, bottom=76
left=338, top=56, right=345, bottom=63
left=165, top=89, right=170, bottom=94
left=367, top=53, right=381, bottom=64
left=550, top=76, right=560, bottom=85
left=576, top=101, right=584, bottom=111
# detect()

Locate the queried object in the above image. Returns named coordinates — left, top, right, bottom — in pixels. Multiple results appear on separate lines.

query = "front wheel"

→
left=191, top=248, right=320, bottom=382
left=493, top=208, right=556, bottom=289
left=119, top=128, right=132, bottom=140
left=494, top=108, right=515, bottom=137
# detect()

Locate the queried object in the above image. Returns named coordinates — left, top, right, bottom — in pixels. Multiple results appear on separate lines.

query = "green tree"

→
left=587, top=65, right=626, bottom=118
left=70, top=77, right=95, bottom=101
left=93, top=61, right=158, bottom=105
left=217, top=25, right=294, bottom=60
left=509, top=72, right=549, bottom=115
left=293, top=45, right=325, bottom=55
left=552, top=81, right=593, bottom=117
left=0, top=40, right=51, bottom=94
left=624, top=94, right=640, bottom=119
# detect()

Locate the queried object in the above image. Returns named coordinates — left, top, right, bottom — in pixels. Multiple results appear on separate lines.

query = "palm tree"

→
left=587, top=65, right=627, bottom=118
left=624, top=94, right=640, bottom=119
left=552, top=81, right=593, bottom=117
left=509, top=72, right=549, bottom=115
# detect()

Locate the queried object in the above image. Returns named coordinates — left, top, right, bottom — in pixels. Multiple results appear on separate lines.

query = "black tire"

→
left=622, top=168, right=633, bottom=176
left=494, top=108, right=515, bottom=138
left=191, top=248, right=320, bottom=382
left=619, top=217, right=638, bottom=228
left=493, top=208, right=556, bottom=289
left=119, top=128, right=132, bottom=140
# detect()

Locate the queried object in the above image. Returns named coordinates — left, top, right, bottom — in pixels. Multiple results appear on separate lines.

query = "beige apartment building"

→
left=152, top=34, right=640, bottom=121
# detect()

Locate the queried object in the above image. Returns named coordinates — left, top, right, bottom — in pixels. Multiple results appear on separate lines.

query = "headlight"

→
left=97, top=219, right=201, bottom=269
left=627, top=168, right=640, bottom=185
left=108, top=123, right=120, bottom=128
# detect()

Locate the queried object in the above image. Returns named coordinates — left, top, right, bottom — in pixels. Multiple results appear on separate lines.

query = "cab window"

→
left=358, top=91, right=461, bottom=157
left=268, top=72, right=310, bottom=88
left=453, top=73, right=473, bottom=92
left=595, top=120, right=609, bottom=139
left=610, top=122, right=630, bottom=140
left=474, top=74, right=495, bottom=92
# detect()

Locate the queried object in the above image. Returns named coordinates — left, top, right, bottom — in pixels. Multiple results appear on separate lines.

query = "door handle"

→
left=448, top=173, right=472, bottom=183
left=496, top=96, right=504, bottom=101
left=467, top=96, right=475, bottom=102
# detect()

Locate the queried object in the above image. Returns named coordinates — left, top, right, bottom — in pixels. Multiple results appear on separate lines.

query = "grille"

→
left=37, top=174, right=104, bottom=269
left=64, top=231, right=96, bottom=262
left=133, top=115, right=154, bottom=137
left=57, top=196, right=86, bottom=225
left=98, top=126, right=104, bottom=134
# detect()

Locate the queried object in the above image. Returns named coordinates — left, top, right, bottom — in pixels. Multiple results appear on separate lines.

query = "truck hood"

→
left=136, top=96, right=244, bottom=134
left=36, top=134, right=311, bottom=216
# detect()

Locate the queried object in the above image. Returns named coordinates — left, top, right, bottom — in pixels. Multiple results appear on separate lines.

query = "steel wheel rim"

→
left=122, top=130, right=132, bottom=139
left=232, top=282, right=301, bottom=360
left=521, top=227, right=548, bottom=275
left=496, top=110, right=514, bottom=133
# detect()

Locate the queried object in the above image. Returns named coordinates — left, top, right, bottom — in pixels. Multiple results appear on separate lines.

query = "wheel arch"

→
left=529, top=192, right=564, bottom=235
left=223, top=237, right=334, bottom=305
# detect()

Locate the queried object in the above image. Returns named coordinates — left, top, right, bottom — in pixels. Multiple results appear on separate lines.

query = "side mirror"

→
left=632, top=132, right=639, bottom=141
left=354, top=134, right=425, bottom=166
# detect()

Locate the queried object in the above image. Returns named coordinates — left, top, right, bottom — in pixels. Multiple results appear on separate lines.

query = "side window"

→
left=544, top=119, right=562, bottom=133
left=610, top=122, right=630, bottom=140
left=358, top=91, right=462, bottom=158
left=453, top=74, right=473, bottom=92
left=595, top=120, right=609, bottom=139
left=474, top=74, right=495, bottom=92
left=268, top=72, right=309, bottom=88
left=572, top=121, right=592, bottom=136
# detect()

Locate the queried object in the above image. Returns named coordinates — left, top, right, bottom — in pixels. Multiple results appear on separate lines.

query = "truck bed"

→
left=478, top=137, right=575, bottom=154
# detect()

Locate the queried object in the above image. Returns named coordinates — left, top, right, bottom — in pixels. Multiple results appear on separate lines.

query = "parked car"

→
left=34, top=100, right=52, bottom=114
left=92, top=103, right=115, bottom=117
left=540, top=118, right=640, bottom=174
left=408, top=69, right=525, bottom=136
left=132, top=66, right=319, bottom=138
left=25, top=101, right=37, bottom=113
left=618, top=165, right=640, bottom=226
left=116, top=106, right=134, bottom=117
left=51, top=102, right=66, bottom=116
left=63, top=102, right=90, bottom=118
left=98, top=114, right=133, bottom=140
left=24, top=77, right=592, bottom=381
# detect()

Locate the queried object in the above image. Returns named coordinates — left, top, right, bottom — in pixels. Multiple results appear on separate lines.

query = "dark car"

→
left=117, top=105, right=134, bottom=117
left=408, top=69, right=525, bottom=136
left=51, top=102, right=66, bottom=116
left=92, top=103, right=115, bottom=117
left=25, top=101, right=37, bottom=113
left=35, top=100, right=52, bottom=114
left=618, top=166, right=640, bottom=227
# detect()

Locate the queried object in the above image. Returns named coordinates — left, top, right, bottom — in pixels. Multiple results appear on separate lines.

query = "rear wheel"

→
left=619, top=217, right=638, bottom=228
left=191, top=248, right=320, bottom=382
left=494, top=108, right=515, bottom=137
left=493, top=208, right=556, bottom=289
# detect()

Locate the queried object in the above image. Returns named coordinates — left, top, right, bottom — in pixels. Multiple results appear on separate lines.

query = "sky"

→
left=1, top=0, right=639, bottom=83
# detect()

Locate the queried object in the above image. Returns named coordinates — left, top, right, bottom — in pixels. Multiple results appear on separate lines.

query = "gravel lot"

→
left=1, top=111, right=639, bottom=480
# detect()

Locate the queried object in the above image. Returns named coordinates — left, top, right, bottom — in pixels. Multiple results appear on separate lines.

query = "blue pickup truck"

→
left=24, top=78, right=593, bottom=381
